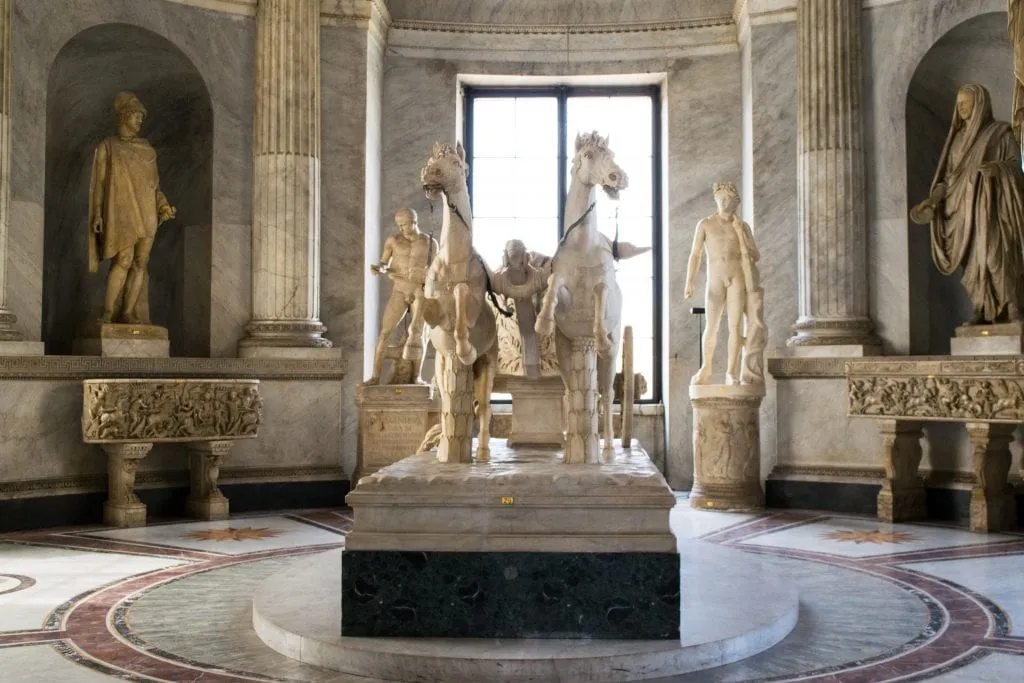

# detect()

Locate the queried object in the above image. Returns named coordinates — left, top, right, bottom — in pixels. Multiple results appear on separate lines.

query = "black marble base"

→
left=341, top=550, right=680, bottom=639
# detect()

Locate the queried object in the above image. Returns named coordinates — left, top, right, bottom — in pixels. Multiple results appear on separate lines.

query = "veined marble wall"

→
left=385, top=0, right=735, bottom=24
left=380, top=32, right=744, bottom=488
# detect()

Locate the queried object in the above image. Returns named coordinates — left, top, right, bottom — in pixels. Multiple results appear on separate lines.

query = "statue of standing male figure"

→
left=89, top=92, right=176, bottom=325
left=684, top=182, right=766, bottom=387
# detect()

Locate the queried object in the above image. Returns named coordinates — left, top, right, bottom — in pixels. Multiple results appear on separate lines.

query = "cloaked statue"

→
left=910, top=84, right=1024, bottom=324
left=89, top=92, right=176, bottom=325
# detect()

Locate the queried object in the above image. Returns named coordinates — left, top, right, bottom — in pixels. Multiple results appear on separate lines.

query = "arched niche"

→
left=905, top=11, right=1013, bottom=354
left=44, top=23, right=213, bottom=356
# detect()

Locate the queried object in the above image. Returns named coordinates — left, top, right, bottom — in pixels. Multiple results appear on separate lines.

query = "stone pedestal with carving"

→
left=951, top=323, right=1024, bottom=356
left=343, top=441, right=679, bottom=639
left=186, top=440, right=233, bottom=520
left=965, top=422, right=1017, bottom=533
left=73, top=322, right=170, bottom=358
left=503, top=375, right=564, bottom=447
left=689, top=384, right=765, bottom=511
left=876, top=419, right=926, bottom=523
left=83, top=379, right=262, bottom=527
left=102, top=442, right=151, bottom=527
left=565, top=336, right=599, bottom=464
left=355, top=383, right=434, bottom=483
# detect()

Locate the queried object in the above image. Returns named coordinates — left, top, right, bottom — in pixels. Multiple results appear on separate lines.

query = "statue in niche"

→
left=89, top=92, right=176, bottom=325
left=909, top=84, right=1024, bottom=325
left=684, top=182, right=766, bottom=386
left=490, top=239, right=558, bottom=378
left=367, top=208, right=437, bottom=384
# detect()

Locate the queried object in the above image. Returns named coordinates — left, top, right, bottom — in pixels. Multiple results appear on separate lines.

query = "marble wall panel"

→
left=385, top=0, right=734, bottom=24
left=0, top=378, right=344, bottom=487
left=864, top=0, right=1006, bottom=353
left=10, top=0, right=255, bottom=356
left=775, top=378, right=880, bottom=470
left=7, top=201, right=42, bottom=340
left=321, top=24, right=371, bottom=473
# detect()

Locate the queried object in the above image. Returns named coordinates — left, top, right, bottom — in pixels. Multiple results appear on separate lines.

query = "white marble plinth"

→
left=689, top=384, right=765, bottom=512
left=951, top=324, right=1024, bottom=356
left=0, top=340, right=44, bottom=356
left=776, top=344, right=881, bottom=358
left=504, top=375, right=564, bottom=446
left=345, top=440, right=676, bottom=552
left=252, top=545, right=799, bottom=682
left=73, top=322, right=170, bottom=358
left=355, top=382, right=434, bottom=484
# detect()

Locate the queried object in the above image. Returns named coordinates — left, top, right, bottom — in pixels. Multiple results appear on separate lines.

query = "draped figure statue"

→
left=909, top=84, right=1024, bottom=324
left=1011, top=1, right=1024, bottom=164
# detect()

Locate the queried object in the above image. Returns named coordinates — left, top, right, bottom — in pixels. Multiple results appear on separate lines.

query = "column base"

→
left=786, top=317, right=881, bottom=351
left=238, top=319, right=335, bottom=358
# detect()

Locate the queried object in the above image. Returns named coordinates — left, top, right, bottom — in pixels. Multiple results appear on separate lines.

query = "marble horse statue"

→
left=419, top=142, right=500, bottom=463
left=535, top=132, right=649, bottom=463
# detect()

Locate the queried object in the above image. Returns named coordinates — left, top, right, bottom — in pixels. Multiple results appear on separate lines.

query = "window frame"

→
left=462, top=84, right=663, bottom=404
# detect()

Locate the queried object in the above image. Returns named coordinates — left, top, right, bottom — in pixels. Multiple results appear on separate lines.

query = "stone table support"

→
left=0, top=0, right=41, bottom=355
left=875, top=419, right=925, bottom=523
left=965, top=422, right=1017, bottom=533
left=788, top=0, right=879, bottom=351
left=103, top=443, right=152, bottom=528
left=186, top=440, right=233, bottom=520
left=239, top=0, right=333, bottom=356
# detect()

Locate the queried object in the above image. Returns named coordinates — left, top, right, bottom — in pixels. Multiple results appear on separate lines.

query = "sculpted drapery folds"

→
left=910, top=84, right=1024, bottom=324
left=1011, top=1, right=1024, bottom=160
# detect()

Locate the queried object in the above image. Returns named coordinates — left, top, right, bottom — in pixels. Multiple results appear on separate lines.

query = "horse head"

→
left=572, top=131, right=629, bottom=200
left=421, top=141, right=469, bottom=202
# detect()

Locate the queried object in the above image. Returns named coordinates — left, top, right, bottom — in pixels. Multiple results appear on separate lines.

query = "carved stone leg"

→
left=876, top=419, right=925, bottom=523
left=103, top=443, right=152, bottom=528
left=436, top=350, right=474, bottom=464
left=564, top=336, right=599, bottom=464
left=186, top=441, right=233, bottom=520
left=965, top=423, right=1017, bottom=533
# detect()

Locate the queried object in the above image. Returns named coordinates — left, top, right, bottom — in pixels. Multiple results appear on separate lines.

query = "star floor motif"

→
left=182, top=526, right=285, bottom=542
left=822, top=529, right=916, bottom=544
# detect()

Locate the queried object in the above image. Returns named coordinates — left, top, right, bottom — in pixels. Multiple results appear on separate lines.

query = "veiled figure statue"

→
left=910, top=84, right=1024, bottom=324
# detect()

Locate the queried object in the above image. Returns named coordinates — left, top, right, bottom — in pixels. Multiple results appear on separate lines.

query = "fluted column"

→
left=239, top=0, right=332, bottom=356
left=0, top=0, right=20, bottom=342
left=787, top=0, right=879, bottom=350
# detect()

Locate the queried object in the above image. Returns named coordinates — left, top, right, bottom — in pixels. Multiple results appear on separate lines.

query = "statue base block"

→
left=342, top=440, right=679, bottom=639
left=503, top=375, right=564, bottom=446
left=0, top=340, right=45, bottom=356
left=355, top=383, right=434, bottom=484
left=73, top=322, right=169, bottom=358
left=951, top=322, right=1024, bottom=356
left=689, top=384, right=765, bottom=512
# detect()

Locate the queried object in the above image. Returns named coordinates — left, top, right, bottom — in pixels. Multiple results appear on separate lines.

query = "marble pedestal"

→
left=951, top=323, right=1024, bottom=356
left=689, top=384, right=765, bottom=512
left=355, top=383, right=433, bottom=484
left=73, top=322, right=169, bottom=358
left=0, top=340, right=44, bottom=356
left=504, top=375, right=564, bottom=446
left=342, top=441, right=680, bottom=639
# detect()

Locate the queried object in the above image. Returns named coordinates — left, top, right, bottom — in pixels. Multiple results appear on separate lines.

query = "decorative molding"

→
left=768, top=464, right=995, bottom=488
left=846, top=357, right=1024, bottom=378
left=0, top=466, right=346, bottom=499
left=0, top=356, right=346, bottom=380
left=389, top=16, right=734, bottom=36
left=767, top=357, right=850, bottom=378
left=156, top=0, right=390, bottom=27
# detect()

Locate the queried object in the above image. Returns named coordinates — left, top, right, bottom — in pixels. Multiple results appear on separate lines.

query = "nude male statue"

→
left=684, top=182, right=765, bottom=386
left=89, top=92, right=176, bottom=325
left=368, top=208, right=438, bottom=384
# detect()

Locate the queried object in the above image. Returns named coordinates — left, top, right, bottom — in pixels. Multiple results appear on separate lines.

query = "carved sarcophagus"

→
left=82, top=378, right=262, bottom=443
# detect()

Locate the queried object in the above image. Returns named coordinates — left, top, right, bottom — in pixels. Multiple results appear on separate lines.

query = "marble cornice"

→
left=768, top=464, right=1010, bottom=489
left=0, top=465, right=346, bottom=499
left=767, top=356, right=850, bottom=378
left=389, top=16, right=734, bottom=36
left=0, top=356, right=347, bottom=380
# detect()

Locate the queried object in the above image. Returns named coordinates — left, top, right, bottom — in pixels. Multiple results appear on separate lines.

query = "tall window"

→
left=464, top=86, right=661, bottom=402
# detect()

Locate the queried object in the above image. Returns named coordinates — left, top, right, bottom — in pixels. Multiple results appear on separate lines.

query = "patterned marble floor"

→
left=0, top=500, right=1022, bottom=682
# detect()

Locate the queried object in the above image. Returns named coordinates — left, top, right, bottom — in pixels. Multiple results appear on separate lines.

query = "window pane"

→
left=514, top=158, right=558, bottom=219
left=514, top=98, right=559, bottom=157
left=473, top=99, right=516, bottom=157
left=472, top=158, right=515, bottom=217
